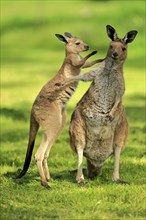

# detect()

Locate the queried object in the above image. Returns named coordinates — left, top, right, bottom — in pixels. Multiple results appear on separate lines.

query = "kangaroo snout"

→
left=84, top=45, right=89, bottom=51
left=112, top=52, right=118, bottom=59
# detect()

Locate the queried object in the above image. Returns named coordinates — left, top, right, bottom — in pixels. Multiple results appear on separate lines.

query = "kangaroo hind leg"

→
left=43, top=139, right=54, bottom=182
left=76, top=147, right=85, bottom=185
left=69, top=110, right=86, bottom=185
left=42, top=111, right=67, bottom=185
left=35, top=134, right=51, bottom=189
left=113, top=107, right=128, bottom=184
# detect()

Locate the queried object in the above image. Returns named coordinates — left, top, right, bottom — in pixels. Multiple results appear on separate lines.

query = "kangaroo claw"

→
left=41, top=181, right=51, bottom=189
left=114, top=179, right=129, bottom=185
left=91, top=50, right=98, bottom=56
left=108, top=113, right=115, bottom=121
left=77, top=179, right=85, bottom=186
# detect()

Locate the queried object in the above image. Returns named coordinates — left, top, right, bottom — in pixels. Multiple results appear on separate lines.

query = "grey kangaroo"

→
left=61, top=25, right=138, bottom=184
left=16, top=32, right=104, bottom=189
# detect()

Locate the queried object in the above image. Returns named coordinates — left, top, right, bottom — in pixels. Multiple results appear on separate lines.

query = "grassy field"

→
left=0, top=0, right=145, bottom=219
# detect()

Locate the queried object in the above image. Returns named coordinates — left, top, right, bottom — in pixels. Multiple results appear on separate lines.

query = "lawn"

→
left=0, top=0, right=145, bottom=220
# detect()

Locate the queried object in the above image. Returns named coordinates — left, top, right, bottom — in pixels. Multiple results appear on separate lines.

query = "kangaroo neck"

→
left=57, top=53, right=81, bottom=78
left=104, top=56, right=124, bottom=73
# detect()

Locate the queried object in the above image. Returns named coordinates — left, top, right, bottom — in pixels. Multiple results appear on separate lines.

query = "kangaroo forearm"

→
left=82, top=58, right=104, bottom=68
left=78, top=70, right=97, bottom=81
left=55, top=72, right=94, bottom=88
left=109, top=93, right=121, bottom=118
left=63, top=69, right=97, bottom=84
left=54, top=64, right=104, bottom=88
left=65, top=66, right=104, bottom=84
left=71, top=51, right=98, bottom=68
left=113, top=93, right=121, bottom=109
left=84, top=50, right=97, bottom=61
left=82, top=60, right=97, bottom=68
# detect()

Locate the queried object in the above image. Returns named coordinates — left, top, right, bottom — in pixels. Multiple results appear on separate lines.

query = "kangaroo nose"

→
left=112, top=52, right=118, bottom=57
left=85, top=45, right=89, bottom=50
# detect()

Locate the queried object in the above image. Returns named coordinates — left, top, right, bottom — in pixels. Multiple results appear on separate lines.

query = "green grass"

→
left=0, top=0, right=146, bottom=220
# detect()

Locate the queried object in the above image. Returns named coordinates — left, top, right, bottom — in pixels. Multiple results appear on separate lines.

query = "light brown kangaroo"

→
left=16, top=32, right=104, bottom=189
left=61, top=25, right=138, bottom=184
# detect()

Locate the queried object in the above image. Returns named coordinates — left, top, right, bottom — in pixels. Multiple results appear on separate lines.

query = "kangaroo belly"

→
left=83, top=116, right=118, bottom=166
left=84, top=141, right=113, bottom=167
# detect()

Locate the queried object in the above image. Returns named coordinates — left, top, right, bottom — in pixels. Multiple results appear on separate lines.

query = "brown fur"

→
left=62, top=25, right=137, bottom=184
left=16, top=32, right=104, bottom=188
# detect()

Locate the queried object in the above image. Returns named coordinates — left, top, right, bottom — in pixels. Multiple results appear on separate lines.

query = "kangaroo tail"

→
left=16, top=114, right=39, bottom=178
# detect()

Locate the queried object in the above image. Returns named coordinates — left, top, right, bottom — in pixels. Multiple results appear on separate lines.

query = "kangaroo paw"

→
left=41, top=181, right=51, bottom=189
left=96, top=58, right=105, bottom=63
left=90, top=50, right=98, bottom=56
left=108, top=114, right=115, bottom=121
left=114, top=179, right=129, bottom=185
left=77, top=178, right=85, bottom=186
left=46, top=177, right=51, bottom=182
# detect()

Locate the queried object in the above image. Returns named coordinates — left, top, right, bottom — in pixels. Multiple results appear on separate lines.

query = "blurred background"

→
left=0, top=2, right=145, bottom=219
left=1, top=0, right=145, bottom=123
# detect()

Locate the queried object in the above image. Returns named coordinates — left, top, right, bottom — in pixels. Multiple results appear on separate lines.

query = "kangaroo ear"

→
left=123, top=30, right=138, bottom=44
left=55, top=34, right=68, bottom=44
left=64, top=32, right=73, bottom=38
left=106, top=25, right=118, bottom=41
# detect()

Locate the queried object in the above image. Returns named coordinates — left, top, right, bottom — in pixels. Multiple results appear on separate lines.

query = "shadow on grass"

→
left=4, top=155, right=145, bottom=187
left=126, top=94, right=145, bottom=102
left=3, top=147, right=146, bottom=187
left=1, top=107, right=30, bottom=121
left=4, top=169, right=76, bottom=186
left=1, top=129, right=28, bottom=143
left=1, top=93, right=145, bottom=187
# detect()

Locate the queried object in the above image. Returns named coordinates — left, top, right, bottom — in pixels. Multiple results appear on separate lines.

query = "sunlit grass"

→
left=0, top=0, right=145, bottom=220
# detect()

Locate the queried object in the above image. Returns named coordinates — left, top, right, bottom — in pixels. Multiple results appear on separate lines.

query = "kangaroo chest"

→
left=81, top=71, right=124, bottom=122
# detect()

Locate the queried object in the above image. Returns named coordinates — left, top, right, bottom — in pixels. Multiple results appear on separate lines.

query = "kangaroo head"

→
left=55, top=32, right=89, bottom=54
left=106, top=25, right=138, bottom=62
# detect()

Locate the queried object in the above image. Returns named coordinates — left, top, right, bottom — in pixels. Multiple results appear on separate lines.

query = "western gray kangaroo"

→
left=61, top=25, right=138, bottom=184
left=16, top=32, right=104, bottom=189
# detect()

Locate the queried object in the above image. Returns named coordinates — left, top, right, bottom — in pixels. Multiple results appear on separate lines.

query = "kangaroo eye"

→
left=122, top=47, right=126, bottom=51
left=75, top=42, right=80, bottom=45
left=110, top=45, right=113, bottom=49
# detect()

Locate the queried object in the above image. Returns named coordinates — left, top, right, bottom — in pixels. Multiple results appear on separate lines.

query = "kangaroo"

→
left=60, top=25, right=138, bottom=184
left=16, top=32, right=104, bottom=189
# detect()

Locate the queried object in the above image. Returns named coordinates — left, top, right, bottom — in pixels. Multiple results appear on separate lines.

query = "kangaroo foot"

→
left=46, top=177, right=51, bottom=182
left=41, top=181, right=51, bottom=189
left=77, top=178, right=85, bottom=186
left=113, top=179, right=129, bottom=185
